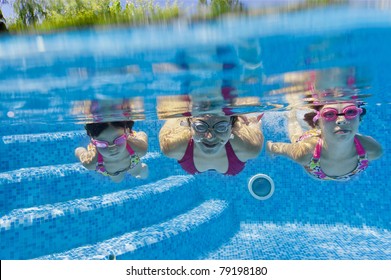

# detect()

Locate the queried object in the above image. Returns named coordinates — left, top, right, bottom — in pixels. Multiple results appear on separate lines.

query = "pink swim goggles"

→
left=91, top=134, right=127, bottom=148
left=313, top=105, right=363, bottom=123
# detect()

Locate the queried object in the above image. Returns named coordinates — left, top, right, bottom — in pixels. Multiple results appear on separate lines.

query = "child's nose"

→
left=204, top=130, right=216, bottom=139
left=336, top=116, right=347, bottom=125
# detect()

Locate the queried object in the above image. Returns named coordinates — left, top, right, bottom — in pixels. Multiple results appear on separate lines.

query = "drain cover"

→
left=248, top=174, right=275, bottom=200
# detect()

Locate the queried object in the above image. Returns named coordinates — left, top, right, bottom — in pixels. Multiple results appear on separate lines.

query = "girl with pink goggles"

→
left=313, top=105, right=363, bottom=123
left=91, top=134, right=127, bottom=148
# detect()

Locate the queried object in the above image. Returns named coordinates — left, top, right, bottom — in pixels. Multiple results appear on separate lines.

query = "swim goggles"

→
left=91, top=134, right=127, bottom=148
left=191, top=120, right=231, bottom=134
left=313, top=105, right=363, bottom=123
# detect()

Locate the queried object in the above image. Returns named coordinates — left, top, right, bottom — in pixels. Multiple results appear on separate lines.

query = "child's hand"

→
left=87, top=143, right=97, bottom=153
left=75, top=144, right=97, bottom=164
left=266, top=141, right=276, bottom=158
left=238, top=114, right=263, bottom=127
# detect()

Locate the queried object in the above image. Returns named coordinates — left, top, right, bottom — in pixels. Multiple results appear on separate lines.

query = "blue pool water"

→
left=0, top=4, right=390, bottom=260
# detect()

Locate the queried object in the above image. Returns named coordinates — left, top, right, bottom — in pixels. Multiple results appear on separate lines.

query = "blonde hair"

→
left=232, top=116, right=264, bottom=151
left=159, top=118, right=191, bottom=154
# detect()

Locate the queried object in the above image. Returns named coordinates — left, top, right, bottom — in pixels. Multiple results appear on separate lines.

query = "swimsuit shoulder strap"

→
left=224, top=141, right=246, bottom=175
left=96, top=150, right=106, bottom=173
left=179, top=139, right=194, bottom=162
left=178, top=139, right=198, bottom=174
left=225, top=141, right=244, bottom=163
left=97, top=151, right=104, bottom=165
left=312, top=137, right=365, bottom=161
left=312, top=138, right=323, bottom=160
left=354, top=136, right=366, bottom=157
left=126, top=142, right=135, bottom=155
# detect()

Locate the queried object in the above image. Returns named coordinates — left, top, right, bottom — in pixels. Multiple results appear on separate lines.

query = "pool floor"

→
left=206, top=223, right=391, bottom=260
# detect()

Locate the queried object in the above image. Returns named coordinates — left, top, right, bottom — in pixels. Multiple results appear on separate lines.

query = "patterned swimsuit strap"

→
left=312, top=138, right=323, bottom=160
left=97, top=152, right=104, bottom=165
left=313, top=136, right=366, bottom=161
left=126, top=142, right=135, bottom=155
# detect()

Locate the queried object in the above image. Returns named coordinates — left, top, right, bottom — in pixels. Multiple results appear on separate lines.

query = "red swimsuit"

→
left=178, top=139, right=245, bottom=175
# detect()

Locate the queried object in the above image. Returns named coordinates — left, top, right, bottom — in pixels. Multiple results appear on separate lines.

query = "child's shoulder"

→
left=292, top=135, right=318, bottom=165
left=163, top=139, right=190, bottom=160
left=356, top=134, right=383, bottom=160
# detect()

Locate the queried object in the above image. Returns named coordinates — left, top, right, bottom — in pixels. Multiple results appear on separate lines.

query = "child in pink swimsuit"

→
left=267, top=102, right=382, bottom=181
left=75, top=121, right=148, bottom=183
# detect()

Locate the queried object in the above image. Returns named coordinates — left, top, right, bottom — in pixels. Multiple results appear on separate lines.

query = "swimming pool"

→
left=0, top=4, right=390, bottom=260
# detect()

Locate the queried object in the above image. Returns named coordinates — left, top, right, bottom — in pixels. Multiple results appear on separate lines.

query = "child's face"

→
left=190, top=116, right=232, bottom=155
left=319, top=102, right=360, bottom=141
left=94, top=125, right=127, bottom=158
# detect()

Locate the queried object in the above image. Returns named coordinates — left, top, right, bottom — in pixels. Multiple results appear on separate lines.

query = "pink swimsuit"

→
left=178, top=139, right=245, bottom=175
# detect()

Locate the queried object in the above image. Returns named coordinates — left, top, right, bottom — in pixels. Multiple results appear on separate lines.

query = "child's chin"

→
left=200, top=144, right=223, bottom=154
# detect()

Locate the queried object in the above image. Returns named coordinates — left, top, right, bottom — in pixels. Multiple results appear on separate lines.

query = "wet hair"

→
left=303, top=104, right=366, bottom=128
left=85, top=121, right=134, bottom=138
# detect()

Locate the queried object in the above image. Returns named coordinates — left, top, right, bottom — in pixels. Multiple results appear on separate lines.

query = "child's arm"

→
left=75, top=144, right=98, bottom=170
left=127, top=131, right=148, bottom=157
left=159, top=118, right=191, bottom=160
left=266, top=137, right=317, bottom=165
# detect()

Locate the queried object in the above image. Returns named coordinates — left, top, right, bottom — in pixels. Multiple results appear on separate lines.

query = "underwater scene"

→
left=0, top=0, right=390, bottom=260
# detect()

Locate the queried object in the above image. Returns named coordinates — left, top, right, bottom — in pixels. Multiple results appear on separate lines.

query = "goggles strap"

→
left=312, top=111, right=320, bottom=124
